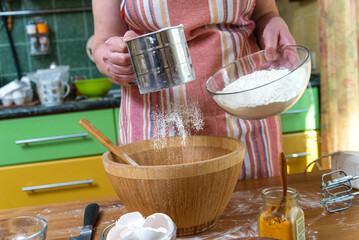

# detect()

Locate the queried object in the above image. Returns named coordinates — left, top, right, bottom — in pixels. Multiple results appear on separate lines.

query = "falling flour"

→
left=214, top=68, right=308, bottom=119
left=151, top=100, right=204, bottom=150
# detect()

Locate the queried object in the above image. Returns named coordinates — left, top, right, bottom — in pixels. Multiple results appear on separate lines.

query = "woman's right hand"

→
left=102, top=30, right=139, bottom=86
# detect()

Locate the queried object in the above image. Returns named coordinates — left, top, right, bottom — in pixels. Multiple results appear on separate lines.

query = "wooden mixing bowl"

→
left=102, top=135, right=245, bottom=236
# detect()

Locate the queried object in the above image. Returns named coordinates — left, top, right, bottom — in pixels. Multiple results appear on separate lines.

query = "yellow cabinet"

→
left=283, top=130, right=320, bottom=174
left=0, top=156, right=117, bottom=209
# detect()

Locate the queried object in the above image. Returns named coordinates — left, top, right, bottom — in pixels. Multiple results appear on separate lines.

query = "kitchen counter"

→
left=0, top=97, right=121, bottom=120
left=0, top=73, right=319, bottom=121
left=1, top=170, right=358, bottom=239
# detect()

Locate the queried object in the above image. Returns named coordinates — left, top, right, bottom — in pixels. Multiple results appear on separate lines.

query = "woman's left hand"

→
left=259, top=16, right=296, bottom=60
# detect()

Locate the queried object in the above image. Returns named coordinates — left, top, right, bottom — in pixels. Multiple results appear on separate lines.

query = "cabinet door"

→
left=0, top=109, right=116, bottom=166
left=0, top=156, right=117, bottom=209
left=283, top=130, right=320, bottom=174
left=280, top=87, right=320, bottom=133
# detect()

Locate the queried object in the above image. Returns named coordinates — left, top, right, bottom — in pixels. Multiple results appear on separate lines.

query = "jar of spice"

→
left=258, top=187, right=305, bottom=240
left=36, top=23, right=50, bottom=53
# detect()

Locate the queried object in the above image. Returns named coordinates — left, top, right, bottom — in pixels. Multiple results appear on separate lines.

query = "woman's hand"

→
left=92, top=0, right=139, bottom=86
left=252, top=0, right=296, bottom=60
left=101, top=30, right=138, bottom=86
left=257, top=17, right=296, bottom=60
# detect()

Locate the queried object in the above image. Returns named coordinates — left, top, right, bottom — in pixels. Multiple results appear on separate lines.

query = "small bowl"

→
left=100, top=222, right=177, bottom=240
left=73, top=78, right=112, bottom=99
left=0, top=216, right=47, bottom=240
left=206, top=45, right=311, bottom=120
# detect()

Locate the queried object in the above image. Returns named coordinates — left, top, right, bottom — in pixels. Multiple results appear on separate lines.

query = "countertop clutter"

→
left=0, top=97, right=121, bottom=120
left=1, top=170, right=358, bottom=239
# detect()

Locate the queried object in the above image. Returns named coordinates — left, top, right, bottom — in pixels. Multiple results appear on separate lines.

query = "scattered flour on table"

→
left=151, top=100, right=204, bottom=150
left=214, top=68, right=308, bottom=118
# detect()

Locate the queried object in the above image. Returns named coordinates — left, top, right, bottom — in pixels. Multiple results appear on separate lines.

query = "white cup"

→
left=37, top=79, right=70, bottom=106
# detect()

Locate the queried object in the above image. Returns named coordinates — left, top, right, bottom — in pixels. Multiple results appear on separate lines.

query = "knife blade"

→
left=69, top=203, right=100, bottom=240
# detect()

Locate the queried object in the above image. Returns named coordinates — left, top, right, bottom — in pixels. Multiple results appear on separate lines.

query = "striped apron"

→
left=119, top=0, right=282, bottom=179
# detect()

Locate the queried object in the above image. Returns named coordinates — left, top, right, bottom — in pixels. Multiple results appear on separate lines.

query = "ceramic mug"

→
left=37, top=79, right=70, bottom=106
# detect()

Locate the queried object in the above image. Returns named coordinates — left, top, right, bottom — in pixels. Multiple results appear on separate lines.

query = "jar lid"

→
left=36, top=23, right=49, bottom=34
left=26, top=24, right=37, bottom=34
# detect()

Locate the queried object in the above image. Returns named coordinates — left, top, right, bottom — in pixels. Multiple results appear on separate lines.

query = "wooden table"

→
left=1, top=170, right=359, bottom=239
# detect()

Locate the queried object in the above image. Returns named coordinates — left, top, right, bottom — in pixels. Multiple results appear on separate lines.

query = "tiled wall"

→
left=0, top=0, right=320, bottom=86
left=0, top=0, right=105, bottom=86
left=277, top=0, right=320, bottom=74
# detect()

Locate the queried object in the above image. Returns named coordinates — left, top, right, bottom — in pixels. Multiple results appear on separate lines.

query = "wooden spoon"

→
left=79, top=118, right=138, bottom=166
left=279, top=152, right=288, bottom=203
left=272, top=152, right=288, bottom=219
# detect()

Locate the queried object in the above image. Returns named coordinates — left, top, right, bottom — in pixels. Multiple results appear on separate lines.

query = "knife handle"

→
left=84, top=203, right=100, bottom=228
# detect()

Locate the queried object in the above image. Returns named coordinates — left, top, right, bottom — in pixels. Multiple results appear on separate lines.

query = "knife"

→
left=70, top=203, right=100, bottom=240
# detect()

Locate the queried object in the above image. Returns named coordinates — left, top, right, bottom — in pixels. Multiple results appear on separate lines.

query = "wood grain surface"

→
left=1, top=170, right=359, bottom=239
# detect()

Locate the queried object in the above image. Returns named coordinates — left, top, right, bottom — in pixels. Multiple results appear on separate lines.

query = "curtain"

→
left=318, top=0, right=359, bottom=165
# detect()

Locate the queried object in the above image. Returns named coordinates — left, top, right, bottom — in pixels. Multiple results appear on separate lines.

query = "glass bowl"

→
left=0, top=216, right=47, bottom=240
left=206, top=45, right=311, bottom=120
left=100, top=222, right=177, bottom=240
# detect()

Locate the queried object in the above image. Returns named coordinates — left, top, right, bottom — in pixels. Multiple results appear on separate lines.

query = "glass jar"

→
left=258, top=187, right=305, bottom=240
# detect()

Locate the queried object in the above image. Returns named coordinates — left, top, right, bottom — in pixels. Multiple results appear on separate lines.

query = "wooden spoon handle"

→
left=280, top=152, right=288, bottom=199
left=79, top=118, right=138, bottom=166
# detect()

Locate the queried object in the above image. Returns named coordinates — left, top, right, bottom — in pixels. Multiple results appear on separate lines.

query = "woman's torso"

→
left=119, top=0, right=281, bottom=179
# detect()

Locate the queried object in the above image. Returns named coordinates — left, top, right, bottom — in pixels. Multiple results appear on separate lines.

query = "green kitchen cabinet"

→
left=280, top=86, right=320, bottom=133
left=0, top=109, right=117, bottom=166
left=281, top=86, right=321, bottom=173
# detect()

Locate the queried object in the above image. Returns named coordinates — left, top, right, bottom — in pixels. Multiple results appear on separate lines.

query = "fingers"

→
left=261, top=17, right=296, bottom=61
left=104, top=36, right=128, bottom=53
left=103, top=50, right=133, bottom=66
left=102, top=34, right=137, bottom=86
left=108, top=73, right=136, bottom=86
left=123, top=30, right=139, bottom=42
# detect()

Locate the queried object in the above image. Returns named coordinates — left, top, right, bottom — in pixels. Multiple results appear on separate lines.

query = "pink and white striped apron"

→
left=119, top=0, right=282, bottom=179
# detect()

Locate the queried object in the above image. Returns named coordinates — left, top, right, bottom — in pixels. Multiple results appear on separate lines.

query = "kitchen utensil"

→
left=79, top=118, right=138, bottom=166
left=73, top=78, right=112, bottom=99
left=320, top=170, right=359, bottom=212
left=125, top=25, right=196, bottom=94
left=273, top=152, right=288, bottom=216
left=0, top=216, right=47, bottom=240
left=69, top=203, right=100, bottom=240
left=206, top=45, right=311, bottom=119
left=102, top=135, right=245, bottom=236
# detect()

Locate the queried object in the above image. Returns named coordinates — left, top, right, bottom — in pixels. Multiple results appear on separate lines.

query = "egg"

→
left=106, top=212, right=175, bottom=240
left=12, top=90, right=26, bottom=105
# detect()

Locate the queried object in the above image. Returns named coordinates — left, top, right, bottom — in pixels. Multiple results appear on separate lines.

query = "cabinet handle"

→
left=22, top=179, right=94, bottom=192
left=285, top=152, right=310, bottom=159
left=15, top=133, right=88, bottom=145
left=281, top=109, right=309, bottom=115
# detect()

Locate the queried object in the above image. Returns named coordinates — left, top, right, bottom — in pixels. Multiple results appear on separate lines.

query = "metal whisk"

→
left=320, top=170, right=359, bottom=212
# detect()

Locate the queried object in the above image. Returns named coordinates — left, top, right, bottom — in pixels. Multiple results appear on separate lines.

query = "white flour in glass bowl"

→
left=213, top=68, right=308, bottom=119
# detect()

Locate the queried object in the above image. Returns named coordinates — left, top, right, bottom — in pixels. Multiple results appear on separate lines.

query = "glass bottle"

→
left=258, top=187, right=305, bottom=240
left=36, top=23, right=50, bottom=54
